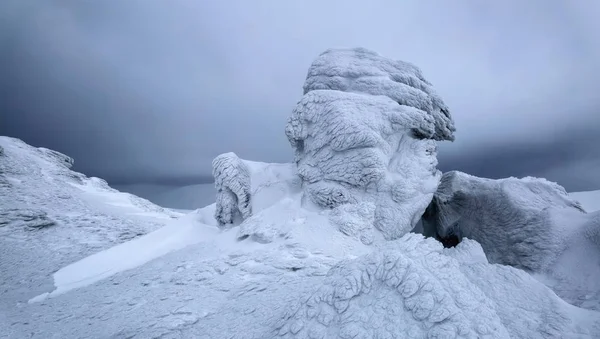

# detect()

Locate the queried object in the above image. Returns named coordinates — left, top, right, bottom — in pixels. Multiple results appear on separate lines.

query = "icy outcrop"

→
left=422, top=171, right=585, bottom=270
left=423, top=171, right=600, bottom=310
left=212, top=152, right=252, bottom=227
left=286, top=48, right=454, bottom=240
left=276, top=234, right=599, bottom=338
left=37, top=147, right=75, bottom=169
left=303, top=47, right=455, bottom=141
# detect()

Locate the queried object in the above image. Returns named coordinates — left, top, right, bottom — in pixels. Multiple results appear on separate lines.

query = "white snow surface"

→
left=286, top=48, right=453, bottom=240
left=423, top=171, right=600, bottom=311
left=3, top=139, right=600, bottom=338
left=0, top=137, right=181, bottom=308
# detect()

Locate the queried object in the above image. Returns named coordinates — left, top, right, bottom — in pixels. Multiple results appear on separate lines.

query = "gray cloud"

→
left=1, top=0, right=599, bottom=191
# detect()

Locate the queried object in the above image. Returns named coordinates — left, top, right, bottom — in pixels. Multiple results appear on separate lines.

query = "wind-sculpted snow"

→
left=0, top=137, right=180, bottom=306
left=212, top=153, right=302, bottom=229
left=276, top=234, right=600, bottom=339
left=286, top=48, right=452, bottom=240
left=303, top=47, right=455, bottom=141
left=423, top=171, right=600, bottom=310
left=212, top=152, right=252, bottom=226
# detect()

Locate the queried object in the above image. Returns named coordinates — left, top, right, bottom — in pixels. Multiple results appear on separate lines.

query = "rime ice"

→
left=286, top=48, right=454, bottom=239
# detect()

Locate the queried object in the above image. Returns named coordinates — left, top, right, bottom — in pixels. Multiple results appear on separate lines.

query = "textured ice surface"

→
left=213, top=152, right=253, bottom=226
left=423, top=171, right=600, bottom=310
left=286, top=48, right=454, bottom=240
left=277, top=235, right=599, bottom=339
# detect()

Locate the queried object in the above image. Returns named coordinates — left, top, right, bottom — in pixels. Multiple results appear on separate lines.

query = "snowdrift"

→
left=5, top=48, right=600, bottom=338
left=423, top=171, right=600, bottom=310
left=0, top=136, right=180, bottom=305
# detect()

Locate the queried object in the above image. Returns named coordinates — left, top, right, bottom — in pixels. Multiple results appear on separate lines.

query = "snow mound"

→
left=0, top=136, right=180, bottom=304
left=277, top=235, right=599, bottom=339
left=286, top=48, right=454, bottom=240
left=213, top=152, right=252, bottom=226
left=423, top=171, right=600, bottom=310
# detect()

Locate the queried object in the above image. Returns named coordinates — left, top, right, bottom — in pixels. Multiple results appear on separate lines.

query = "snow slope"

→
left=571, top=190, right=600, bottom=212
left=0, top=137, right=181, bottom=307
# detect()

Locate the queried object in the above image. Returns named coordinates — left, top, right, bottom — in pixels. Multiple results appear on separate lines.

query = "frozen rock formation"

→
left=422, top=171, right=600, bottom=310
left=422, top=171, right=586, bottom=270
left=276, top=234, right=600, bottom=338
left=286, top=48, right=455, bottom=240
left=212, top=152, right=252, bottom=227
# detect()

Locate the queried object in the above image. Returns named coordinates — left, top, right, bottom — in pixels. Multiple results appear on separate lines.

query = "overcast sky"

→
left=1, top=0, right=599, bottom=191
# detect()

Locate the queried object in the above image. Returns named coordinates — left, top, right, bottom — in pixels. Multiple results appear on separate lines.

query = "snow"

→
left=286, top=48, right=453, bottom=240
left=0, top=136, right=180, bottom=306
left=4, top=48, right=600, bottom=338
left=571, top=189, right=600, bottom=212
left=213, top=152, right=253, bottom=226
left=423, top=171, right=600, bottom=311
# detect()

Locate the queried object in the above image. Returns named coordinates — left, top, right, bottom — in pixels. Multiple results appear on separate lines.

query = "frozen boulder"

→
left=212, top=152, right=252, bottom=227
left=286, top=48, right=455, bottom=240
left=423, top=171, right=600, bottom=310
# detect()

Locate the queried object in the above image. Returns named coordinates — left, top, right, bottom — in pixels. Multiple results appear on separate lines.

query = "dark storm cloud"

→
left=439, top=125, right=600, bottom=192
left=1, top=0, right=599, bottom=190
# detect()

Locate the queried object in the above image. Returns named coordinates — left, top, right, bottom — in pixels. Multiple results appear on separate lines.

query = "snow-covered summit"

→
left=5, top=48, right=600, bottom=338
left=0, top=136, right=180, bottom=305
left=286, top=48, right=454, bottom=240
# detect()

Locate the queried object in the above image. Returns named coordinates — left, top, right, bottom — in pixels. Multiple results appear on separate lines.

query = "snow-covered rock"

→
left=286, top=48, right=454, bottom=240
left=0, top=136, right=180, bottom=306
left=423, top=171, right=600, bottom=310
left=213, top=152, right=252, bottom=226
left=303, top=47, right=455, bottom=141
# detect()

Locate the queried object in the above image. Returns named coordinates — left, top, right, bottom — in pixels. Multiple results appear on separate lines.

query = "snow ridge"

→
left=0, top=136, right=179, bottom=305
